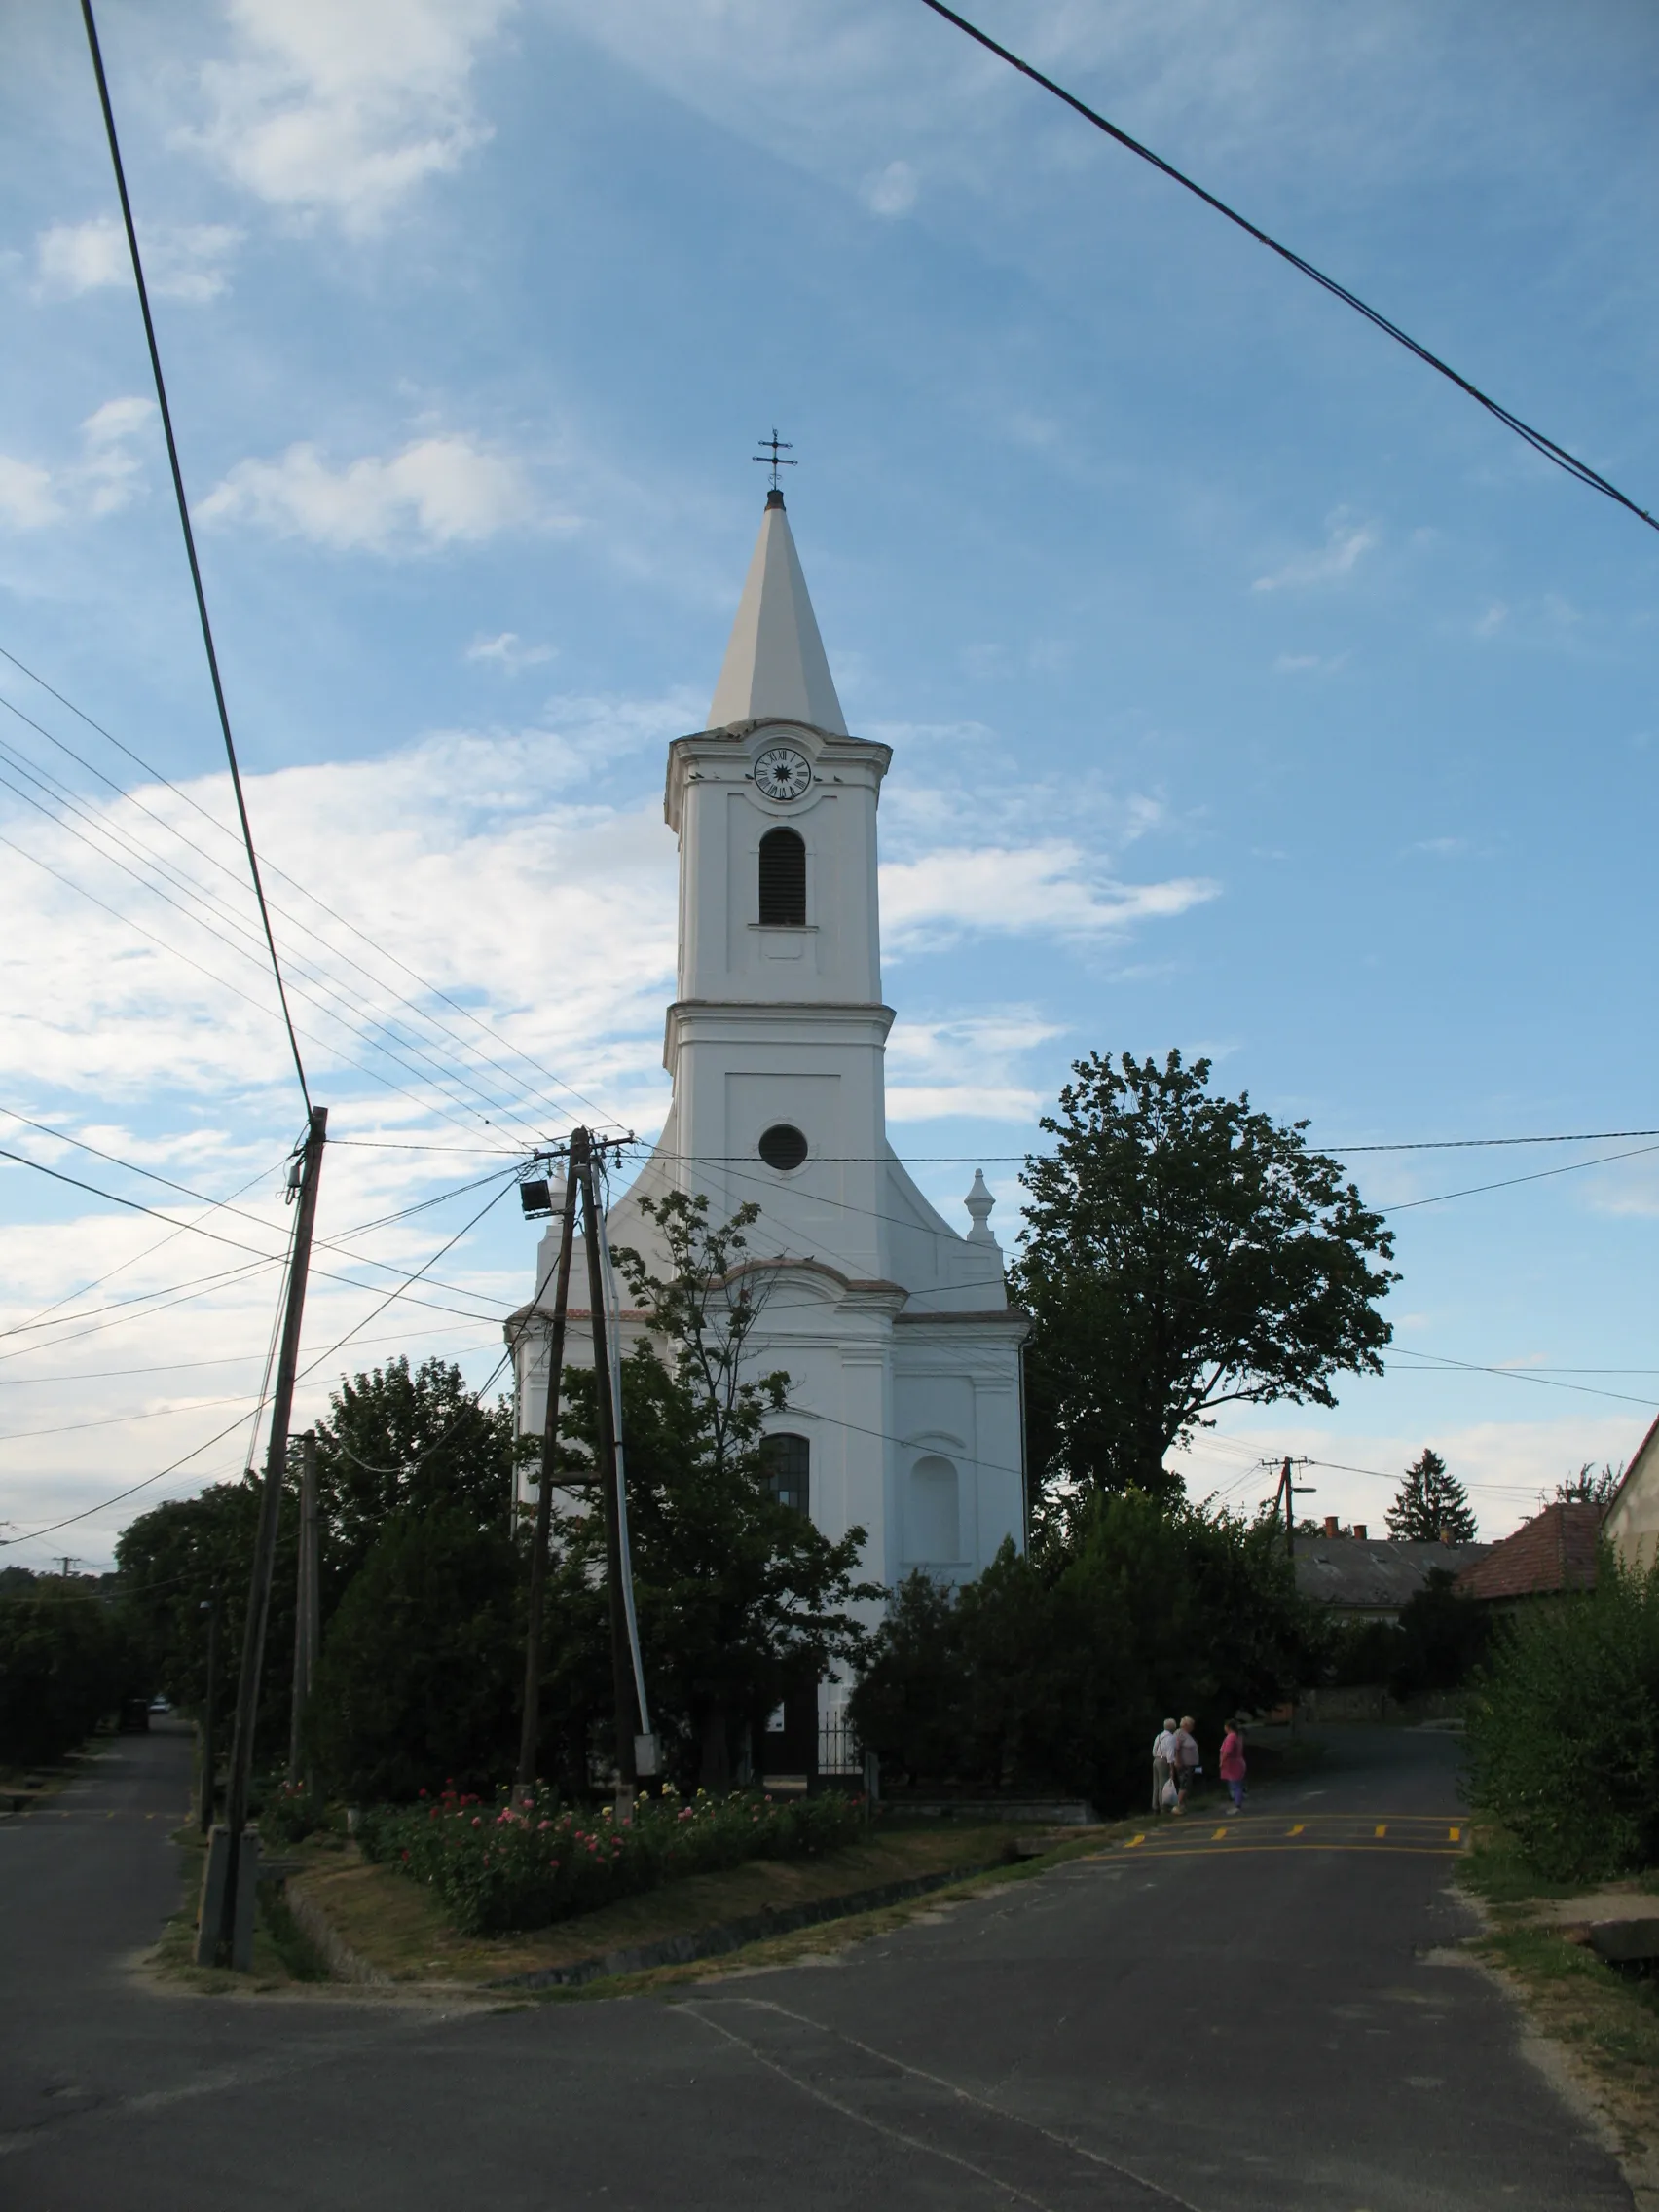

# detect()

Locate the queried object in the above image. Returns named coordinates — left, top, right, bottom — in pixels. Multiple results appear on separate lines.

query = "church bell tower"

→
left=513, top=480, right=1028, bottom=1659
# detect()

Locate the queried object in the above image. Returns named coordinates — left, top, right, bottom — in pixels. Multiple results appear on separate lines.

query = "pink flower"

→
left=472, top=1817, right=482, bottom=1828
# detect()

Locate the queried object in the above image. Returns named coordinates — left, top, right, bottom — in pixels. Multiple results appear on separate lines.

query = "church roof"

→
left=708, top=490, right=848, bottom=735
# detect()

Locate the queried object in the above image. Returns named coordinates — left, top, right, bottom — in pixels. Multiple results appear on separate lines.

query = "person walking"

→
left=1219, top=1717, right=1248, bottom=1812
left=1151, top=1717, right=1179, bottom=1814
left=1170, top=1715, right=1201, bottom=1813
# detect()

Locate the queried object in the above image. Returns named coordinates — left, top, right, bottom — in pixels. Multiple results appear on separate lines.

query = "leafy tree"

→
left=850, top=1493, right=1322, bottom=1812
left=600, top=1190, right=878, bottom=1788
left=313, top=1355, right=514, bottom=1593
left=305, top=1510, right=523, bottom=1801
left=116, top=1357, right=511, bottom=1778
left=1385, top=1448, right=1478, bottom=1543
left=1555, top=1462, right=1624, bottom=1507
left=1469, top=1550, right=1659, bottom=1881
left=1014, top=1051, right=1396, bottom=1502
left=117, top=1478, right=295, bottom=1764
left=1384, top=1567, right=1490, bottom=1700
left=0, top=1580, right=128, bottom=1766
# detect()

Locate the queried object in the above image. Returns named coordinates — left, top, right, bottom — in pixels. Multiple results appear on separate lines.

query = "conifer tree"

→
left=1385, top=1447, right=1478, bottom=1543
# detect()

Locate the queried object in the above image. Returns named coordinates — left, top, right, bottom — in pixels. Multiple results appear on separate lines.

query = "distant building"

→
left=1603, top=1417, right=1659, bottom=1572
left=1456, top=1502, right=1603, bottom=1604
left=1294, top=1535, right=1490, bottom=1622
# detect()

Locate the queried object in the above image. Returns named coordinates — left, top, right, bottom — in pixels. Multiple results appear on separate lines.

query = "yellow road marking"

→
left=1288, top=1824, right=1305, bottom=1836
left=1116, top=1843, right=1461, bottom=1860
left=1126, top=1833, right=1145, bottom=1849
left=1375, top=1824, right=1387, bottom=1838
left=1211, top=1826, right=1229, bottom=1840
left=1449, top=1825, right=1460, bottom=1843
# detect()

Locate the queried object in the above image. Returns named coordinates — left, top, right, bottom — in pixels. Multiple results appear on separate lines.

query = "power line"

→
left=0, top=643, right=616, bottom=1132
left=3, top=1182, right=522, bottom=1545
left=80, top=0, right=313, bottom=1105
left=1381, top=1138, right=1659, bottom=1214
left=0, top=1140, right=519, bottom=1344
left=1385, top=1346, right=1659, bottom=1411
left=916, top=0, right=1659, bottom=535
left=0, top=763, right=551, bottom=1147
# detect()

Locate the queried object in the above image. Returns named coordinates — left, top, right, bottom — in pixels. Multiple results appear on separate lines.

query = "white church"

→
left=509, top=487, right=1027, bottom=1687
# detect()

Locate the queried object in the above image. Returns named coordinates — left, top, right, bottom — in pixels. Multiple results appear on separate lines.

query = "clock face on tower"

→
left=754, top=746, right=812, bottom=802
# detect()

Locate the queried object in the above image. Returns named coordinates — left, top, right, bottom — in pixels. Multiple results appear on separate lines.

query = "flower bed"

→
left=358, top=1783, right=863, bottom=1936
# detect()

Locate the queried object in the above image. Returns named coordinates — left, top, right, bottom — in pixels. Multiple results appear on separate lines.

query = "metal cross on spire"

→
left=752, top=428, right=796, bottom=492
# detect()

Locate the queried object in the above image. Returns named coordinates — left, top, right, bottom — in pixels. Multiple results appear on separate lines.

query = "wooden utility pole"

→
left=205, top=1105, right=326, bottom=1967
left=288, top=1429, right=320, bottom=1785
left=197, top=1586, right=219, bottom=1833
left=515, top=1153, right=580, bottom=1798
left=576, top=1140, right=637, bottom=1792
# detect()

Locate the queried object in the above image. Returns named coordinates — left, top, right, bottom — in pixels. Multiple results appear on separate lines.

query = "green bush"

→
left=0, top=1585, right=126, bottom=1766
left=305, top=1509, right=523, bottom=1801
left=361, top=1783, right=861, bottom=1935
left=1468, top=1551, right=1659, bottom=1883
left=850, top=1494, right=1322, bottom=1812
left=254, top=1777, right=335, bottom=1848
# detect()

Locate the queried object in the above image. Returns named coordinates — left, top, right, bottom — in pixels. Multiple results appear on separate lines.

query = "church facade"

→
left=510, top=489, right=1027, bottom=1647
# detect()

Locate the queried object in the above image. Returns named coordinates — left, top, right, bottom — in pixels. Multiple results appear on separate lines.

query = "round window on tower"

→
left=758, top=1124, right=809, bottom=1173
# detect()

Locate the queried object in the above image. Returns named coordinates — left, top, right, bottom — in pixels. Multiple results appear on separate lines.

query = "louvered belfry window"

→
left=757, top=828, right=806, bottom=926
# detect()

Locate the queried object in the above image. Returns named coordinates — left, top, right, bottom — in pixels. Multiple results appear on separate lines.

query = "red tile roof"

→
left=1456, top=1503, right=1603, bottom=1602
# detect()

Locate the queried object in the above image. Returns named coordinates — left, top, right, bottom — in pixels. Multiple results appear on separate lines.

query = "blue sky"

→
left=2, top=0, right=1657, bottom=1566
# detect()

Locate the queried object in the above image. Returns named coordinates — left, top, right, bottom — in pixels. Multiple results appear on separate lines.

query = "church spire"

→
left=707, top=491, right=848, bottom=736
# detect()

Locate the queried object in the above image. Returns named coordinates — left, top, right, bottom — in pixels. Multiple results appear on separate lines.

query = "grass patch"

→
left=1458, top=1821, right=1659, bottom=2177
left=287, top=1822, right=1029, bottom=1990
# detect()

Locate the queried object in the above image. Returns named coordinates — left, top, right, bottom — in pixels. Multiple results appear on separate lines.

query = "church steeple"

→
left=707, top=492, right=848, bottom=735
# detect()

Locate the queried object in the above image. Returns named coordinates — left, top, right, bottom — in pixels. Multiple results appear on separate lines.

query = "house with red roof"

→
left=1456, top=1502, right=1603, bottom=1605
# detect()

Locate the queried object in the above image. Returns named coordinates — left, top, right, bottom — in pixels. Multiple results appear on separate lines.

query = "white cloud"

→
left=35, top=216, right=241, bottom=303
left=0, top=398, right=155, bottom=532
left=185, top=0, right=517, bottom=233
left=863, top=159, right=918, bottom=216
left=1474, top=599, right=1509, bottom=638
left=880, top=842, right=1218, bottom=952
left=886, top=1009, right=1060, bottom=1124
left=1406, top=835, right=1468, bottom=859
left=0, top=457, right=61, bottom=532
left=1253, top=512, right=1379, bottom=593
left=199, top=434, right=549, bottom=553
left=1273, top=650, right=1347, bottom=674
left=467, top=631, right=555, bottom=672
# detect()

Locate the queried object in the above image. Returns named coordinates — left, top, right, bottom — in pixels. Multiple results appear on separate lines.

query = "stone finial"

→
left=963, top=1168, right=998, bottom=1246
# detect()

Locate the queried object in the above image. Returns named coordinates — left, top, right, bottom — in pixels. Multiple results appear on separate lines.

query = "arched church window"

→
left=758, top=1124, right=808, bottom=1172
left=904, top=1455, right=960, bottom=1563
left=757, top=828, right=806, bottom=927
left=763, top=1432, right=810, bottom=1515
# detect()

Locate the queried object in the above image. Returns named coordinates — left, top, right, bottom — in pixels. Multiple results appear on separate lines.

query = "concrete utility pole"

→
left=288, top=1429, right=320, bottom=1786
left=576, top=1139, right=638, bottom=1795
left=197, top=1587, right=219, bottom=1833
left=515, top=1154, right=580, bottom=1799
left=1268, top=1456, right=1315, bottom=1559
left=201, top=1105, right=326, bottom=1969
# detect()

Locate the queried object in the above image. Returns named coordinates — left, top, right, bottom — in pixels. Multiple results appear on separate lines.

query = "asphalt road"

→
left=0, top=1722, right=1633, bottom=2211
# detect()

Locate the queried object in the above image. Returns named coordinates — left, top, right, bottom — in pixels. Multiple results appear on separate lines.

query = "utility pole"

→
left=288, top=1429, right=320, bottom=1786
left=515, top=1151, right=580, bottom=1799
left=575, top=1138, right=637, bottom=1797
left=198, top=1586, right=219, bottom=1833
left=202, top=1105, right=326, bottom=1968
left=1267, top=1455, right=1315, bottom=1559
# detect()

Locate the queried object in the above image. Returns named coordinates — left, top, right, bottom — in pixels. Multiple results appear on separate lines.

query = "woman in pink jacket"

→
left=1219, top=1719, right=1248, bottom=1812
